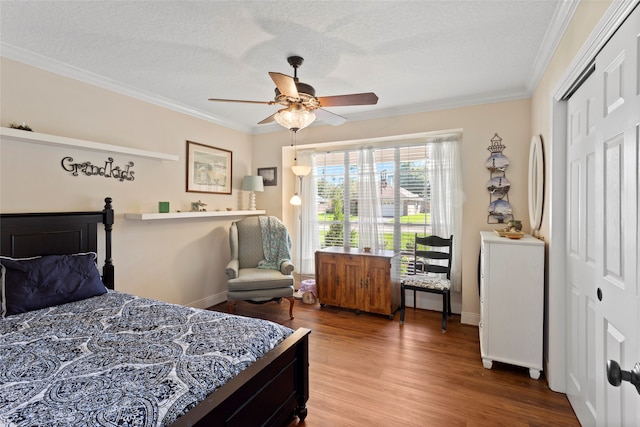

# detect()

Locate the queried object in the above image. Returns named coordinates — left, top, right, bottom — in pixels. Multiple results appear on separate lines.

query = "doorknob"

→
left=607, top=360, right=640, bottom=394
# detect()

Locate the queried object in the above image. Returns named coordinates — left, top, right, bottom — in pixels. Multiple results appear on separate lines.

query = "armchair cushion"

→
left=235, top=217, right=265, bottom=268
left=228, top=268, right=293, bottom=291
left=227, top=286, right=294, bottom=302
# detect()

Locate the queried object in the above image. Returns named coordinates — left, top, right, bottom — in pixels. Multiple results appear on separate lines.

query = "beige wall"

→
left=0, top=58, right=254, bottom=308
left=253, top=99, right=532, bottom=323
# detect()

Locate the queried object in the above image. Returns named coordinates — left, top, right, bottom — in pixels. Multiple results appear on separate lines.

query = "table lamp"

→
left=242, top=175, right=264, bottom=210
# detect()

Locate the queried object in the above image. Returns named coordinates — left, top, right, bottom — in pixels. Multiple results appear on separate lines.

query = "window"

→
left=313, top=145, right=438, bottom=276
left=316, top=151, right=358, bottom=248
left=298, top=132, right=462, bottom=291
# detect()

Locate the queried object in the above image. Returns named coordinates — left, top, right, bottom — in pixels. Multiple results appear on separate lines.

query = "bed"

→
left=0, top=197, right=310, bottom=427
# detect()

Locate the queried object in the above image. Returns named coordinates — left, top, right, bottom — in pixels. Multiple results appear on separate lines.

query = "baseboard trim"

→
left=461, top=311, right=480, bottom=326
left=188, top=292, right=227, bottom=309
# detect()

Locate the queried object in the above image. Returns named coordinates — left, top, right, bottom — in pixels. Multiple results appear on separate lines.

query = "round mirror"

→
left=528, top=135, right=544, bottom=230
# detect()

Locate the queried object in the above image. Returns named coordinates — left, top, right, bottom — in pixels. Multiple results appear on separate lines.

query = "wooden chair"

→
left=400, top=234, right=453, bottom=332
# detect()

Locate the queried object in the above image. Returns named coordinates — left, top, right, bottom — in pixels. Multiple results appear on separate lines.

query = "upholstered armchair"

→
left=225, top=216, right=296, bottom=319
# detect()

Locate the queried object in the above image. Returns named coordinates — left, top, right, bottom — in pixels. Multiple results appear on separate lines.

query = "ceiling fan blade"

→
left=315, top=108, right=347, bottom=126
left=208, top=98, right=274, bottom=105
left=318, top=92, right=378, bottom=107
left=258, top=112, right=277, bottom=125
left=269, top=72, right=299, bottom=98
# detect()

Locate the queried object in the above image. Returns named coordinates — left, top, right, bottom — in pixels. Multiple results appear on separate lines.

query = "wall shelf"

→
left=124, top=210, right=266, bottom=221
left=0, top=127, right=179, bottom=161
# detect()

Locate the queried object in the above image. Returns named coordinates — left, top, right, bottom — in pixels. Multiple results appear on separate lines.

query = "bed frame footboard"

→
left=171, top=327, right=311, bottom=427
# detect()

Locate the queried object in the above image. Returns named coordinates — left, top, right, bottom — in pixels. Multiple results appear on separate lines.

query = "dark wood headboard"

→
left=0, top=197, right=115, bottom=289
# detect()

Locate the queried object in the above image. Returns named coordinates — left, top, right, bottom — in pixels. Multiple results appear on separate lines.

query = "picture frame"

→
left=186, top=140, right=232, bottom=194
left=257, top=167, right=277, bottom=186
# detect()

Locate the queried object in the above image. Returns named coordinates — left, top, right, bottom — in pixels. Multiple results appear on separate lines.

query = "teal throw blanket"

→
left=257, top=216, right=292, bottom=270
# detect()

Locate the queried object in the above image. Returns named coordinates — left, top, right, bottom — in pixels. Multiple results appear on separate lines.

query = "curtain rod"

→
left=300, top=134, right=460, bottom=155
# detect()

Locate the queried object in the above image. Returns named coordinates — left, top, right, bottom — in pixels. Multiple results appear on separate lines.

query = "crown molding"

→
left=0, top=43, right=252, bottom=134
left=1, top=34, right=553, bottom=137
left=525, top=0, right=580, bottom=93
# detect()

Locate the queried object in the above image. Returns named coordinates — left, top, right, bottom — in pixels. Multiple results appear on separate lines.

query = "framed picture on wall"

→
left=257, top=167, right=277, bottom=186
left=186, top=140, right=232, bottom=194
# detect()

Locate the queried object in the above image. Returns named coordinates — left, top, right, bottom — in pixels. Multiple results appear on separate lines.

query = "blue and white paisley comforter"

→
left=0, top=291, right=293, bottom=426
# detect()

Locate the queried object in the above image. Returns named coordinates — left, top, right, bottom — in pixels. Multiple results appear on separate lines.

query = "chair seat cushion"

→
left=227, top=286, right=294, bottom=301
left=228, top=268, right=294, bottom=292
left=403, top=275, right=451, bottom=291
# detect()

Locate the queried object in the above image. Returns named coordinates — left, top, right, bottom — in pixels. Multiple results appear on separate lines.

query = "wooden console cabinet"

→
left=479, top=231, right=544, bottom=379
left=315, top=247, right=400, bottom=318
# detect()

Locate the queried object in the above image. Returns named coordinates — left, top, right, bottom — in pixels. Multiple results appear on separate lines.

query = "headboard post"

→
left=102, top=197, right=115, bottom=290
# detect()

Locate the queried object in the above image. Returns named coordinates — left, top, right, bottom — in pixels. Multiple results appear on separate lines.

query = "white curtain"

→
left=357, top=147, right=383, bottom=251
left=429, top=139, right=463, bottom=292
left=298, top=150, right=319, bottom=275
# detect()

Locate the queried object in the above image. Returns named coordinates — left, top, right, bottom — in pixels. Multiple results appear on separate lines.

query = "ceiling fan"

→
left=208, top=56, right=378, bottom=131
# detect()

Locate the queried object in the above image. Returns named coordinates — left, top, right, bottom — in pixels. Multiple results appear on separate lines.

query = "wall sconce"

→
left=242, top=175, right=264, bottom=210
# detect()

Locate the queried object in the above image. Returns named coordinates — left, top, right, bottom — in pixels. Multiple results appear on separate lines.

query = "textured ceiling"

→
left=0, top=1, right=573, bottom=134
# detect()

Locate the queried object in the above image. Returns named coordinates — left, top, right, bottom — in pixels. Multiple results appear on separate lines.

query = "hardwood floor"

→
left=209, top=300, right=579, bottom=426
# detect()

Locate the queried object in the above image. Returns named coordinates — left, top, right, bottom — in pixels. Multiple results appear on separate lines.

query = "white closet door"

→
left=594, top=6, right=639, bottom=425
left=566, top=58, right=598, bottom=426
left=566, top=6, right=639, bottom=425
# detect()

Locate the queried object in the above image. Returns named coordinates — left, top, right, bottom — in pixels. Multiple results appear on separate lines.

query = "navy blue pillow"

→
left=0, top=253, right=107, bottom=316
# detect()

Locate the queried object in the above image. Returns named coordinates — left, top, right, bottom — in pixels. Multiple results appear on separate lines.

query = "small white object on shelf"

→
left=124, top=210, right=266, bottom=220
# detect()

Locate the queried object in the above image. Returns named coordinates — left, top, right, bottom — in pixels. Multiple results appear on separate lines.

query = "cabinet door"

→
left=316, top=253, right=340, bottom=307
left=340, top=255, right=362, bottom=310
left=364, top=256, right=391, bottom=315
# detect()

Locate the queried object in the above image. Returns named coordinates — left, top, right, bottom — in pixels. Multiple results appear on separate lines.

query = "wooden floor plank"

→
left=209, top=301, right=578, bottom=426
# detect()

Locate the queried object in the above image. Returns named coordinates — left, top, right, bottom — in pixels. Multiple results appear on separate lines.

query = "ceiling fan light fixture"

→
left=208, top=56, right=377, bottom=129
left=274, top=104, right=316, bottom=131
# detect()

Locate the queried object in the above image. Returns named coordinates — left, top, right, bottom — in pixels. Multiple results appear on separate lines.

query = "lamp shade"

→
left=289, top=193, right=302, bottom=205
left=242, top=175, right=264, bottom=192
left=274, top=104, right=316, bottom=131
left=291, top=165, right=312, bottom=176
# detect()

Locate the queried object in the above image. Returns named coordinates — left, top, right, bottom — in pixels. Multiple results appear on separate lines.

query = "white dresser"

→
left=479, top=231, right=544, bottom=379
